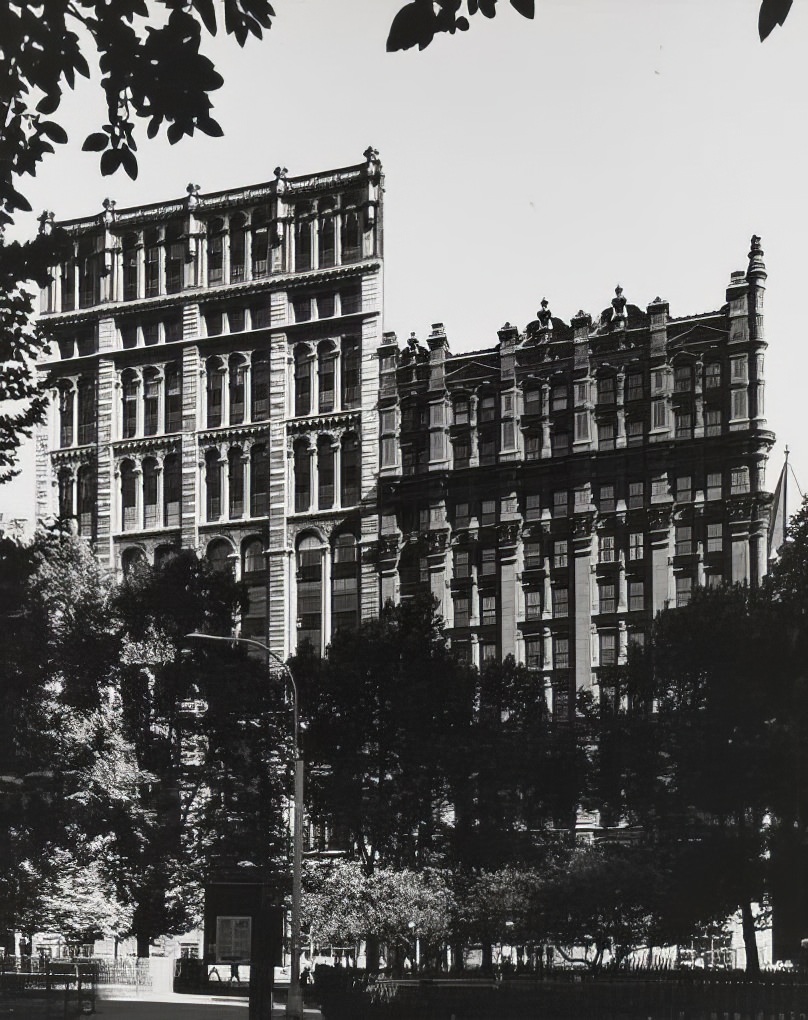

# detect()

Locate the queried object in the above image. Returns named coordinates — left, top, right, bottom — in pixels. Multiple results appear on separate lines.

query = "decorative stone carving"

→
left=612, top=285, right=627, bottom=324
left=185, top=183, right=201, bottom=211
left=537, top=298, right=553, bottom=332
left=274, top=166, right=288, bottom=195
left=497, top=522, right=520, bottom=547
left=427, top=530, right=448, bottom=556
left=38, top=210, right=55, bottom=235
left=648, top=506, right=672, bottom=532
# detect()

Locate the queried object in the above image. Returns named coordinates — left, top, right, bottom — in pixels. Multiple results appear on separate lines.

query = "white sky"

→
left=3, top=0, right=807, bottom=519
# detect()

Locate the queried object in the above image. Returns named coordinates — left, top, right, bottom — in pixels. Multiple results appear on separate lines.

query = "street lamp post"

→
left=186, top=632, right=304, bottom=1020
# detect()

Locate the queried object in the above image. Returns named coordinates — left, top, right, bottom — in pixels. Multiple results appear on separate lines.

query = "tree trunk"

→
left=136, top=932, right=151, bottom=958
left=450, top=941, right=464, bottom=973
left=365, top=933, right=380, bottom=974
left=481, top=941, right=493, bottom=975
left=741, top=900, right=760, bottom=975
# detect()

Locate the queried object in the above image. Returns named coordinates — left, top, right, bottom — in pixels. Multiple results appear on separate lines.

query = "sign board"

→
left=215, top=916, right=252, bottom=962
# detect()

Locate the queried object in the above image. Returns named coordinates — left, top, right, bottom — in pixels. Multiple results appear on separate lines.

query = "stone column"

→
left=572, top=512, right=596, bottom=693
left=322, top=544, right=332, bottom=652
left=156, top=461, right=164, bottom=529
left=649, top=506, right=673, bottom=613
left=498, top=523, right=519, bottom=660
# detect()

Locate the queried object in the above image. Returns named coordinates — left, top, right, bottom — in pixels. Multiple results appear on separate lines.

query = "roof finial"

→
left=537, top=298, right=553, bottom=331
left=612, top=284, right=627, bottom=323
left=747, top=234, right=766, bottom=280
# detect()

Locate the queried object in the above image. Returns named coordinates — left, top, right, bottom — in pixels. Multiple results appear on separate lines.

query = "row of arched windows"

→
left=119, top=454, right=183, bottom=532
left=205, top=353, right=270, bottom=429
left=293, top=340, right=360, bottom=418
left=203, top=444, right=269, bottom=522
left=121, top=365, right=182, bottom=440
left=296, top=533, right=361, bottom=649
left=57, top=464, right=95, bottom=535
left=293, top=434, right=360, bottom=514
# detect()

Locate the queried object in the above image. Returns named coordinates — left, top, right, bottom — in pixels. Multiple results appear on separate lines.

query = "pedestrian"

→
left=229, top=958, right=241, bottom=984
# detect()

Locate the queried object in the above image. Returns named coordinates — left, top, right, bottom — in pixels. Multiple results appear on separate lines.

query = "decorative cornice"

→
left=112, top=436, right=182, bottom=456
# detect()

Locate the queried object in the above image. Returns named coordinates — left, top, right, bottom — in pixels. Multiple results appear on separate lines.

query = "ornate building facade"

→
left=35, top=150, right=385, bottom=654
left=376, top=238, right=775, bottom=715
left=35, top=161, right=776, bottom=704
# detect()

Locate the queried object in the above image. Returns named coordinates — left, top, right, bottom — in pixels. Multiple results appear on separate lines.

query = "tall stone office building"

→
left=35, top=149, right=385, bottom=654
left=35, top=154, right=776, bottom=708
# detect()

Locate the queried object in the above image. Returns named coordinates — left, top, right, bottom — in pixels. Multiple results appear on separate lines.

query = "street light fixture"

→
left=185, top=632, right=304, bottom=1020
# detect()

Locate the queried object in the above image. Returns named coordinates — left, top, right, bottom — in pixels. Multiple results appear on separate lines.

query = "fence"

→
left=0, top=957, right=96, bottom=1017
left=314, top=969, right=808, bottom=1020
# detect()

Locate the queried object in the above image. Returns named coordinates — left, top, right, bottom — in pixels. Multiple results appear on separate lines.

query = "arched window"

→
left=332, top=534, right=359, bottom=633
left=59, top=385, right=74, bottom=447
left=78, top=234, right=101, bottom=308
left=294, top=346, right=311, bottom=417
left=165, top=219, right=184, bottom=293
left=206, top=357, right=224, bottom=428
left=295, top=217, right=312, bottom=273
left=297, top=535, right=322, bottom=652
left=120, top=460, right=137, bottom=532
left=318, top=342, right=335, bottom=413
left=122, top=547, right=147, bottom=578
left=207, top=538, right=234, bottom=574
left=250, top=443, right=268, bottom=517
left=122, top=233, right=138, bottom=301
left=121, top=371, right=138, bottom=439
left=230, top=213, right=248, bottom=283
left=340, top=433, right=360, bottom=507
left=294, top=439, right=311, bottom=513
left=205, top=449, right=222, bottom=521
left=77, top=377, right=95, bottom=445
left=143, top=368, right=160, bottom=437
left=77, top=464, right=95, bottom=536
left=319, top=207, right=335, bottom=268
left=228, top=447, right=244, bottom=518
left=164, top=363, right=182, bottom=433
left=242, top=538, right=264, bottom=577
left=60, top=252, right=76, bottom=312
left=252, top=207, right=270, bottom=278
left=251, top=353, right=269, bottom=422
left=229, top=356, right=246, bottom=425
left=341, top=210, right=361, bottom=263
left=207, top=218, right=225, bottom=286
left=317, top=436, right=334, bottom=510
left=142, top=457, right=159, bottom=528
left=163, top=453, right=181, bottom=527
left=58, top=467, right=73, bottom=521
left=341, top=340, right=360, bottom=408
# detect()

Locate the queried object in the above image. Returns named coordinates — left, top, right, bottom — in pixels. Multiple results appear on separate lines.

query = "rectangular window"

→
left=627, top=418, right=645, bottom=446
left=674, top=365, right=691, bottom=392
left=629, top=581, right=644, bottom=612
left=628, top=481, right=644, bottom=509
left=553, top=540, right=568, bottom=569
left=675, top=526, right=693, bottom=556
left=524, top=430, right=541, bottom=460
left=629, top=532, right=644, bottom=561
left=523, top=541, right=541, bottom=570
left=551, top=431, right=570, bottom=456
left=525, top=637, right=542, bottom=670
left=292, top=296, right=311, bottom=323
left=675, top=411, right=692, bottom=439
left=454, top=549, right=471, bottom=579
left=481, top=499, right=497, bottom=526
left=380, top=409, right=396, bottom=434
left=228, top=308, right=245, bottom=333
left=705, top=362, right=721, bottom=389
left=552, top=587, right=568, bottom=617
left=599, top=632, right=617, bottom=666
left=143, top=377, right=159, bottom=437
left=653, top=370, right=665, bottom=392
left=599, top=584, right=616, bottom=614
left=626, top=372, right=644, bottom=401
left=455, top=502, right=470, bottom=529
left=205, top=310, right=223, bottom=337
left=454, top=596, right=470, bottom=628
left=481, top=642, right=497, bottom=663
left=676, top=576, right=692, bottom=607
left=524, top=388, right=541, bottom=415
left=707, top=471, right=722, bottom=501
left=380, top=437, right=396, bottom=468
left=481, top=595, right=497, bottom=626
left=599, top=485, right=615, bottom=513
left=704, top=408, right=721, bottom=436
left=317, top=293, right=335, bottom=319
left=731, top=356, right=748, bottom=382
left=479, top=395, right=497, bottom=423
left=525, top=493, right=541, bottom=521
left=598, top=420, right=616, bottom=451
left=575, top=382, right=588, bottom=404
left=707, top=522, right=723, bottom=553
left=574, top=412, right=590, bottom=442
left=479, top=434, right=497, bottom=465
left=454, top=400, right=470, bottom=425
left=142, top=322, right=159, bottom=347
left=600, top=535, right=615, bottom=563
left=553, top=491, right=568, bottom=516
left=551, top=384, right=568, bottom=411
left=526, top=589, right=542, bottom=620
left=652, top=477, right=668, bottom=498
left=731, top=466, right=750, bottom=494
left=480, top=547, right=497, bottom=576
left=164, top=314, right=183, bottom=343
left=732, top=388, right=748, bottom=420
left=652, top=400, right=667, bottom=430
left=676, top=475, right=692, bottom=503
left=597, top=376, right=615, bottom=404
left=554, top=636, right=570, bottom=668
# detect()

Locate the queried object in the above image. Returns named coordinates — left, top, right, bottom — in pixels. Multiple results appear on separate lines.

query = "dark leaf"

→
left=510, top=0, right=534, bottom=17
left=38, top=121, right=68, bottom=145
left=193, top=0, right=218, bottom=35
left=457, top=15, right=469, bottom=29
left=82, top=132, right=110, bottom=153
left=468, top=0, right=479, bottom=13
left=197, top=115, right=224, bottom=138
left=479, top=0, right=497, bottom=18
left=759, top=0, right=792, bottom=39
left=36, top=91, right=62, bottom=116
left=120, top=147, right=139, bottom=181
left=100, top=149, right=122, bottom=176
left=387, top=1, right=438, bottom=52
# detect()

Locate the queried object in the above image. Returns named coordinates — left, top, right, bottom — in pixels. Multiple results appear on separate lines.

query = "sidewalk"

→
left=95, top=990, right=324, bottom=1019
